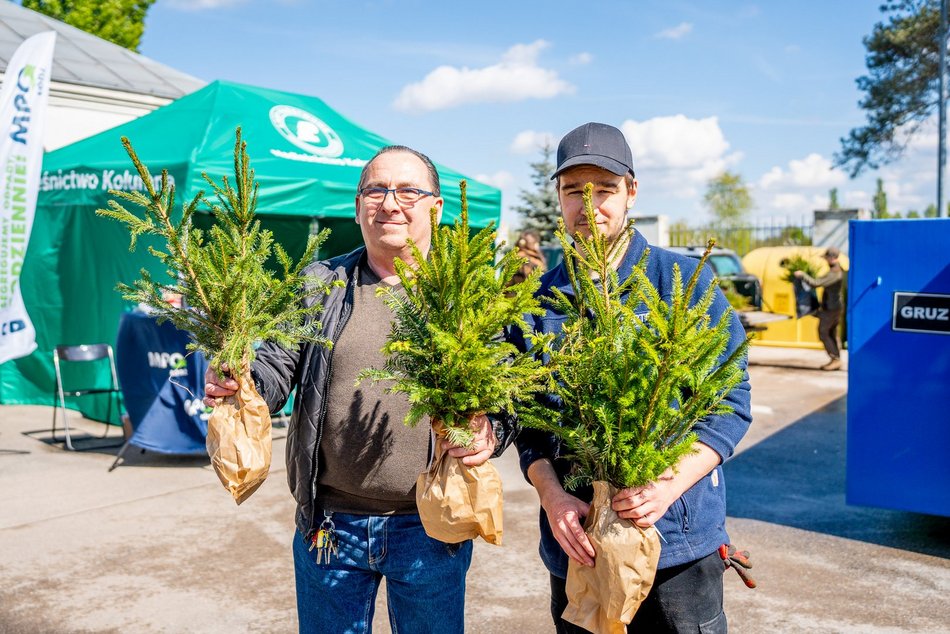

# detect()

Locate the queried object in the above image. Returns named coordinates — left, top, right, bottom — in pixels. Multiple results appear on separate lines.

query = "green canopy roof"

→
left=42, top=80, right=501, bottom=225
left=1, top=81, right=500, bottom=410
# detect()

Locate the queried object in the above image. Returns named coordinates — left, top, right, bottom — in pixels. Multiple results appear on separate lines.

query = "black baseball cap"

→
left=551, top=122, right=635, bottom=180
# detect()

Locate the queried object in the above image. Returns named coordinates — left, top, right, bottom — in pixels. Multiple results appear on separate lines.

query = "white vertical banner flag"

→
left=0, top=31, right=56, bottom=365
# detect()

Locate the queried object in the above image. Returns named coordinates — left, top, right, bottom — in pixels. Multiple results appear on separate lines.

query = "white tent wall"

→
left=45, top=81, right=176, bottom=151
left=0, top=3, right=206, bottom=152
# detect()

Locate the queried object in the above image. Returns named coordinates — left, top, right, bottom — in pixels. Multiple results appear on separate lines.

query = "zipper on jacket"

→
left=306, top=263, right=357, bottom=540
left=681, top=496, right=690, bottom=533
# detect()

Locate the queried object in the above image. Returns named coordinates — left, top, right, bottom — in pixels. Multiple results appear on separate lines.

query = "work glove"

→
left=719, top=543, right=756, bottom=588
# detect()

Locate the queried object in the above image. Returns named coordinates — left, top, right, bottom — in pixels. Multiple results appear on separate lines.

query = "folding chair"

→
left=51, top=344, right=124, bottom=451
left=108, top=414, right=137, bottom=472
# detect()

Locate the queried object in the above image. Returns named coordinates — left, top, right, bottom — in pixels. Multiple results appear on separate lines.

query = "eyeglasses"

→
left=358, top=186, right=434, bottom=205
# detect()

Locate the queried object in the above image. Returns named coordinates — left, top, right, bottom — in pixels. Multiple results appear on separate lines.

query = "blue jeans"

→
left=293, top=512, right=473, bottom=634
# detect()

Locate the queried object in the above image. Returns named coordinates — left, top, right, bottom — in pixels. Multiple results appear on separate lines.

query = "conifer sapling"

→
left=358, top=180, right=551, bottom=447
left=97, top=128, right=335, bottom=374
left=780, top=252, right=820, bottom=283
left=533, top=183, right=748, bottom=491
left=97, top=128, right=338, bottom=503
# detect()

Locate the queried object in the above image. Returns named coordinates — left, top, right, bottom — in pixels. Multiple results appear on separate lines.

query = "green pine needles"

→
left=536, top=183, right=748, bottom=490
left=97, top=128, right=336, bottom=374
left=780, top=253, right=820, bottom=283
left=358, top=181, right=552, bottom=448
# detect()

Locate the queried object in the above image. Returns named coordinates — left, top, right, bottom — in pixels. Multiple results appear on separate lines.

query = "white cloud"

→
left=166, top=0, right=247, bottom=9
left=393, top=40, right=574, bottom=113
left=615, top=115, right=741, bottom=215
left=611, top=114, right=944, bottom=221
left=750, top=124, right=946, bottom=218
left=621, top=115, right=732, bottom=172
left=754, top=154, right=852, bottom=216
left=656, top=22, right=693, bottom=40
left=569, top=52, right=593, bottom=65
left=475, top=170, right=515, bottom=190
left=510, top=130, right=555, bottom=154
left=849, top=119, right=942, bottom=213
left=766, top=192, right=828, bottom=214
left=756, top=167, right=783, bottom=190
left=842, top=189, right=871, bottom=209
left=757, top=154, right=847, bottom=190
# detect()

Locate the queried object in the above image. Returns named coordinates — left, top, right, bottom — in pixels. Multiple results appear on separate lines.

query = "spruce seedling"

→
left=533, top=183, right=748, bottom=490
left=98, top=128, right=339, bottom=504
left=358, top=181, right=552, bottom=447
left=97, top=128, right=336, bottom=375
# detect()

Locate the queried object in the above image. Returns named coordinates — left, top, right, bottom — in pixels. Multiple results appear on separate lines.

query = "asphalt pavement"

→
left=0, top=346, right=947, bottom=633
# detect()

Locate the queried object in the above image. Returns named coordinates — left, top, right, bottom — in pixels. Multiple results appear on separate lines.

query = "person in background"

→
left=794, top=246, right=844, bottom=370
left=508, top=229, right=547, bottom=287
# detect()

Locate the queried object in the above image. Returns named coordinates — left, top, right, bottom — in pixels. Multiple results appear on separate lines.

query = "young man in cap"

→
left=514, top=122, right=752, bottom=632
left=794, top=246, right=845, bottom=370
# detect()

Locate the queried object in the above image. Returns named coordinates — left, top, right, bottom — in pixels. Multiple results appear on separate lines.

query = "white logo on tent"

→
left=270, top=105, right=343, bottom=158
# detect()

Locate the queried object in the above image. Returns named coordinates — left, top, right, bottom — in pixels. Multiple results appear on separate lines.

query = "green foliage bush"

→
left=780, top=253, right=820, bottom=283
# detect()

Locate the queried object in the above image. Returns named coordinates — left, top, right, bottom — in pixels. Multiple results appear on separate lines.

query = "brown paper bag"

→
left=415, top=421, right=504, bottom=545
left=206, top=369, right=272, bottom=505
left=562, top=480, right=661, bottom=634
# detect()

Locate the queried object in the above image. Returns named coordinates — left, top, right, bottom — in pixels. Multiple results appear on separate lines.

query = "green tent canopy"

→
left=1, top=80, right=501, bottom=415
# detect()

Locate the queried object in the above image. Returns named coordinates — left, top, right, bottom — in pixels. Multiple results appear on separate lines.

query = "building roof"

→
left=0, top=2, right=205, bottom=99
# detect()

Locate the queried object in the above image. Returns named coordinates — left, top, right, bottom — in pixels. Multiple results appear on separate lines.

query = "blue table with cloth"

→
left=115, top=310, right=210, bottom=455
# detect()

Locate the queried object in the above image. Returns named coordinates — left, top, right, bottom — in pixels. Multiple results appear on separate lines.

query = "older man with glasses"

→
left=205, top=145, right=508, bottom=633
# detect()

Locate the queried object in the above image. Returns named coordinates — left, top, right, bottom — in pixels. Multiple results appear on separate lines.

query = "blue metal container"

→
left=847, top=219, right=950, bottom=516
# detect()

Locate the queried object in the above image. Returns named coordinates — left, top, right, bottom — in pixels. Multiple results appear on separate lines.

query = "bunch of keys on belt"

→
left=309, top=511, right=338, bottom=564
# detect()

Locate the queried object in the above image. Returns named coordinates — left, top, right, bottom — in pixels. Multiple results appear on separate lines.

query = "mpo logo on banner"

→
left=269, top=105, right=366, bottom=167
left=148, top=351, right=188, bottom=378
left=0, top=31, right=56, bottom=365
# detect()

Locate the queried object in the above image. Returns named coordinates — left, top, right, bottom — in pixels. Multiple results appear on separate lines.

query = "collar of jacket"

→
left=544, top=229, right=648, bottom=297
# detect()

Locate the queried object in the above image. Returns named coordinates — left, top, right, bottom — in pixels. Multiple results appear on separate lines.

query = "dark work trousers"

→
left=550, top=551, right=727, bottom=633
left=817, top=308, right=842, bottom=360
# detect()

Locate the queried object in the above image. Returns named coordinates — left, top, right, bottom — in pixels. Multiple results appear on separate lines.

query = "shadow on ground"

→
left=725, top=395, right=950, bottom=559
left=18, top=428, right=212, bottom=469
left=20, top=428, right=126, bottom=454
left=747, top=361, right=839, bottom=372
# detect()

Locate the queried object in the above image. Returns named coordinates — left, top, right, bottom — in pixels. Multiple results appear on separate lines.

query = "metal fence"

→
left=669, top=217, right=813, bottom=256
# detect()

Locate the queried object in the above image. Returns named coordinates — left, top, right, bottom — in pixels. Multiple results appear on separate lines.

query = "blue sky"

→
left=140, top=0, right=940, bottom=228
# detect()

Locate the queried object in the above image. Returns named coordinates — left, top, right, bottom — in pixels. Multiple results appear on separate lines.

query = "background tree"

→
left=873, top=178, right=888, bottom=218
left=703, top=171, right=753, bottom=227
left=776, top=226, right=812, bottom=246
left=835, top=0, right=941, bottom=176
left=22, top=0, right=156, bottom=52
left=828, top=188, right=840, bottom=210
left=668, top=218, right=705, bottom=247
left=513, top=145, right=560, bottom=246
left=925, top=203, right=940, bottom=216
left=907, top=209, right=922, bottom=217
